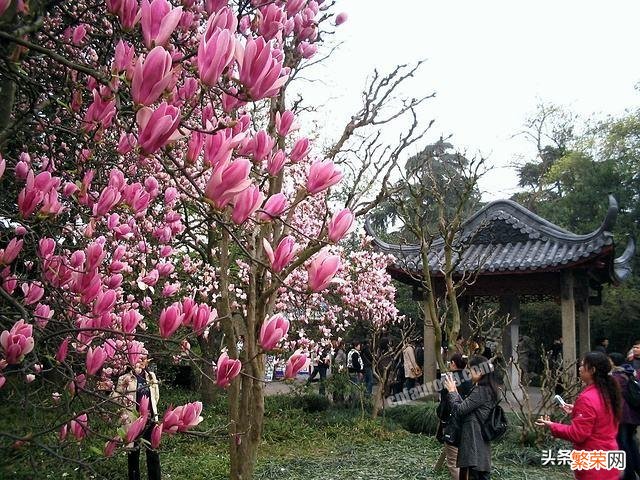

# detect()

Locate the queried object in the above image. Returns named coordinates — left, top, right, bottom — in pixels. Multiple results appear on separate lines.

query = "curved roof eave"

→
left=365, top=195, right=619, bottom=254
left=613, top=237, right=636, bottom=284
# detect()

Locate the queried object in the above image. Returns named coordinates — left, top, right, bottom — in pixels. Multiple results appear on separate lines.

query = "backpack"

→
left=624, top=373, right=640, bottom=410
left=476, top=402, right=508, bottom=442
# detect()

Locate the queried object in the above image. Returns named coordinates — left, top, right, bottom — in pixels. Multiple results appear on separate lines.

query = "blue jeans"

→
left=364, top=367, right=374, bottom=395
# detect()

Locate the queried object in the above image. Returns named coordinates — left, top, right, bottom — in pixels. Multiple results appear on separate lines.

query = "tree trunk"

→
left=200, top=361, right=218, bottom=406
left=371, top=370, right=388, bottom=418
left=229, top=367, right=265, bottom=479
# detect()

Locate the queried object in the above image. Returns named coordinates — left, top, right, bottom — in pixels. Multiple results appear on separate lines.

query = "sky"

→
left=297, top=0, right=640, bottom=200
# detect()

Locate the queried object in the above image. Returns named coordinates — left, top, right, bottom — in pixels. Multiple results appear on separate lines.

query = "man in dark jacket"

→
left=610, top=352, right=640, bottom=480
left=437, top=353, right=473, bottom=480
left=361, top=340, right=374, bottom=395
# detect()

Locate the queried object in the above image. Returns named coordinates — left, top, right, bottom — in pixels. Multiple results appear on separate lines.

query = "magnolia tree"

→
left=0, top=0, right=432, bottom=477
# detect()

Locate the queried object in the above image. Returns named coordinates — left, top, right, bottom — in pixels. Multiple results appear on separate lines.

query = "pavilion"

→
left=365, top=195, right=635, bottom=390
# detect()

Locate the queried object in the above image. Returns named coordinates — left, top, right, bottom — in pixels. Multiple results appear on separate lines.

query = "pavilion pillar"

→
left=575, top=272, right=590, bottom=357
left=500, top=295, right=522, bottom=399
left=561, top=270, right=577, bottom=374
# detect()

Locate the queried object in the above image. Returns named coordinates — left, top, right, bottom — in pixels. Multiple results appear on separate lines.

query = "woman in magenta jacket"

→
left=536, top=351, right=622, bottom=479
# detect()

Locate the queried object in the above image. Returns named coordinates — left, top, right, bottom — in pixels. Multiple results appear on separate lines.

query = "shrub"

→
left=384, top=402, right=439, bottom=435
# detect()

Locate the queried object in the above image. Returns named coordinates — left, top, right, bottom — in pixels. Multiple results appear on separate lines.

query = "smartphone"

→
left=554, top=394, right=566, bottom=407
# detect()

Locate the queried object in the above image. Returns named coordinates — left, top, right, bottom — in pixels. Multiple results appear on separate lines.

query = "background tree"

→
left=513, top=103, right=640, bottom=360
left=370, top=140, right=485, bottom=381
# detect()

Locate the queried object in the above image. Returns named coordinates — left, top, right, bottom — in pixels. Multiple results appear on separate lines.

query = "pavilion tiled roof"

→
left=365, top=195, right=634, bottom=284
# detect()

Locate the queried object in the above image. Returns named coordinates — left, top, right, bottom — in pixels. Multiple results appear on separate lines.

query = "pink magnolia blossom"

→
left=164, top=187, right=178, bottom=205
left=192, top=304, right=216, bottom=333
left=181, top=297, right=197, bottom=326
left=275, top=110, right=296, bottom=137
left=289, top=137, right=310, bottom=162
left=259, top=314, right=289, bottom=351
left=158, top=304, right=184, bottom=338
left=185, top=131, right=204, bottom=164
left=86, top=346, right=107, bottom=375
left=162, top=283, right=179, bottom=297
left=262, top=236, right=297, bottom=273
left=85, top=241, right=105, bottom=270
left=244, top=130, right=274, bottom=162
left=137, top=103, right=182, bottom=154
left=104, top=437, right=119, bottom=457
left=72, top=24, right=87, bottom=45
left=38, top=238, right=55, bottom=258
left=139, top=394, right=151, bottom=418
left=131, top=46, right=173, bottom=105
left=0, top=320, right=34, bottom=365
left=197, top=25, right=235, bottom=87
left=285, top=0, right=305, bottom=16
left=307, top=250, right=341, bottom=292
left=55, top=337, right=70, bottom=363
left=266, top=150, right=286, bottom=176
left=70, top=414, right=88, bottom=440
left=206, top=5, right=236, bottom=31
left=34, top=303, right=54, bottom=329
left=237, top=37, right=289, bottom=101
left=204, top=129, right=232, bottom=168
left=0, top=376, right=5, bottom=390
left=335, top=12, right=348, bottom=25
left=151, top=424, right=163, bottom=448
left=108, top=0, right=139, bottom=29
left=93, top=290, right=118, bottom=316
left=215, top=352, right=241, bottom=388
left=17, top=171, right=44, bottom=217
left=0, top=0, right=10, bottom=17
left=93, top=186, right=122, bottom=217
left=204, top=159, right=251, bottom=209
left=297, top=41, right=317, bottom=59
left=231, top=185, right=264, bottom=224
left=257, top=3, right=285, bottom=40
left=257, top=193, right=288, bottom=221
left=161, top=401, right=203, bottom=434
left=140, top=0, right=182, bottom=48
left=161, top=406, right=181, bottom=434
left=285, top=353, right=307, bottom=379
left=176, top=401, right=203, bottom=431
left=113, top=40, right=135, bottom=73
left=328, top=208, right=354, bottom=243
left=21, top=282, right=44, bottom=305
left=15, top=160, right=29, bottom=179
left=125, top=413, right=148, bottom=443
left=121, top=309, right=142, bottom=333
left=83, top=89, right=116, bottom=132
left=25, top=373, right=36, bottom=383
left=307, top=160, right=343, bottom=194
left=0, top=156, right=5, bottom=180
left=0, top=238, right=23, bottom=265
left=59, top=424, right=68, bottom=442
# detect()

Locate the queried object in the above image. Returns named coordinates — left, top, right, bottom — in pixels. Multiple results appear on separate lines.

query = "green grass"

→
left=0, top=387, right=574, bottom=479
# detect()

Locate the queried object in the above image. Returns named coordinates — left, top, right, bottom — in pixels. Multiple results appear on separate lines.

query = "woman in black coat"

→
left=443, top=355, right=499, bottom=480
